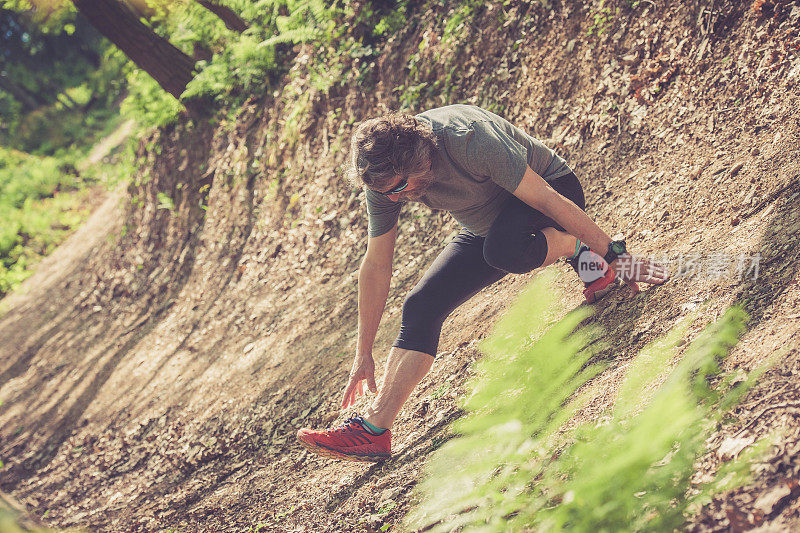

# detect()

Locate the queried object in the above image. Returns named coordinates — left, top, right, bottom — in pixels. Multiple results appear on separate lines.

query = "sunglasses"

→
left=377, top=177, right=409, bottom=196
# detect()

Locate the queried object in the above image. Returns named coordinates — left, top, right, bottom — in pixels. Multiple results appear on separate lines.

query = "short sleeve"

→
left=364, top=187, right=401, bottom=237
left=460, top=121, right=529, bottom=193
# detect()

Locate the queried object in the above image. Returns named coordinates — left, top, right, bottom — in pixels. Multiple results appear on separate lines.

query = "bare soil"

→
left=1, top=1, right=799, bottom=531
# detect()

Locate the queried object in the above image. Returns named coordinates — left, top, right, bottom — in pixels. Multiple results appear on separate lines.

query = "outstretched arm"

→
left=513, top=166, right=669, bottom=289
left=341, top=224, right=398, bottom=409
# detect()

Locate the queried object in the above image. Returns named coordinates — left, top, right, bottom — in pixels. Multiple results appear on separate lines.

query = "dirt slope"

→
left=1, top=1, right=799, bottom=531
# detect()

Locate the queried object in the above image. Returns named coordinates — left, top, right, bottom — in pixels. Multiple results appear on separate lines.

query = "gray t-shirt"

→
left=365, top=104, right=572, bottom=237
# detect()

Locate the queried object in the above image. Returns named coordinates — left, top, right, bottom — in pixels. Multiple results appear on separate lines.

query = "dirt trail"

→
left=1, top=1, right=800, bottom=531
left=80, top=119, right=136, bottom=170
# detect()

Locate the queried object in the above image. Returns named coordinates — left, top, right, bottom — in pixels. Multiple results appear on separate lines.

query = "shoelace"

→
left=332, top=416, right=363, bottom=433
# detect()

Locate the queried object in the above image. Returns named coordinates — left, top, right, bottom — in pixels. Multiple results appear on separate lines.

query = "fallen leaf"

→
left=717, top=434, right=756, bottom=461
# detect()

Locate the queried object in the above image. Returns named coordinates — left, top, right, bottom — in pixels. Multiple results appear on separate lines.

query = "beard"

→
left=399, top=170, right=435, bottom=202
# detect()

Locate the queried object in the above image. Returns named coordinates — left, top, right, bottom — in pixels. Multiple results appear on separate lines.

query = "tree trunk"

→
left=71, top=0, right=196, bottom=100
left=193, top=42, right=213, bottom=63
left=196, top=1, right=249, bottom=33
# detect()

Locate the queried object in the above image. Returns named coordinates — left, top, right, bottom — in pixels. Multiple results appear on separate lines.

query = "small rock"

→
left=751, top=146, right=760, bottom=156
left=711, top=165, right=728, bottom=176
left=365, top=513, right=383, bottom=528
left=729, top=161, right=745, bottom=177
left=743, top=185, right=757, bottom=205
left=621, top=52, right=640, bottom=66
left=717, top=434, right=755, bottom=461
left=753, top=480, right=799, bottom=515
left=380, top=486, right=403, bottom=503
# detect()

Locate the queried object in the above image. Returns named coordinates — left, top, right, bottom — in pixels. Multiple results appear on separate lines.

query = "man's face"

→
left=376, top=161, right=434, bottom=203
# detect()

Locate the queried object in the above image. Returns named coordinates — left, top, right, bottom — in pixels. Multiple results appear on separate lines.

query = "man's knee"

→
left=483, top=231, right=548, bottom=274
left=397, top=289, right=446, bottom=356
left=402, top=286, right=443, bottom=322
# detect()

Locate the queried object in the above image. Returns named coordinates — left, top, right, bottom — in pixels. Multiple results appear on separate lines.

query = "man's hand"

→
left=611, top=253, right=671, bottom=295
left=341, top=353, right=378, bottom=409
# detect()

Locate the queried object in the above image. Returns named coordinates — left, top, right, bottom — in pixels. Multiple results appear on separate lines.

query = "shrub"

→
left=0, top=148, right=91, bottom=297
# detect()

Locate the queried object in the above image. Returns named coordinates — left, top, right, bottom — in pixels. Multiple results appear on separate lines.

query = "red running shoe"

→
left=583, top=266, right=618, bottom=303
left=297, top=416, right=391, bottom=462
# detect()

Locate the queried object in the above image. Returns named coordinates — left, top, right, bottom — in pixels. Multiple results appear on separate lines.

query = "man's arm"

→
left=513, top=166, right=669, bottom=287
left=513, top=166, right=612, bottom=254
left=342, top=225, right=398, bottom=409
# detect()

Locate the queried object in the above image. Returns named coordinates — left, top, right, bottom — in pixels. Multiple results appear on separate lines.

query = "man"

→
left=296, top=104, right=669, bottom=462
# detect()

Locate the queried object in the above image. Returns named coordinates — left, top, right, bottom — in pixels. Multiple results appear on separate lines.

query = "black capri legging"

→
left=394, top=172, right=585, bottom=356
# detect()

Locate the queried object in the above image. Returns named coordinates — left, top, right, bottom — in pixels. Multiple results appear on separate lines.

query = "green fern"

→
left=181, top=0, right=337, bottom=102
left=405, top=271, right=764, bottom=532
left=121, top=69, right=183, bottom=128
left=258, top=27, right=320, bottom=47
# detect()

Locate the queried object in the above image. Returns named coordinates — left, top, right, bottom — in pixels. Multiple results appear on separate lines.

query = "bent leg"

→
left=541, top=227, right=578, bottom=267
left=394, top=229, right=506, bottom=355
left=364, top=347, right=433, bottom=429
left=365, top=230, right=506, bottom=429
left=484, top=172, right=586, bottom=273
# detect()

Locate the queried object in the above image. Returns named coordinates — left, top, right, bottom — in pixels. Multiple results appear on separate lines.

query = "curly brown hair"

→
left=345, top=112, right=437, bottom=190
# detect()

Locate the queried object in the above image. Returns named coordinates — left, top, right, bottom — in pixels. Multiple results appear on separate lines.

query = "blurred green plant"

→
left=1, top=4, right=128, bottom=153
left=156, top=191, right=175, bottom=211
left=404, top=271, right=767, bottom=532
left=372, top=0, right=407, bottom=36
left=587, top=0, right=620, bottom=36
left=0, top=147, right=94, bottom=297
left=442, top=0, right=482, bottom=43
left=121, top=68, right=185, bottom=129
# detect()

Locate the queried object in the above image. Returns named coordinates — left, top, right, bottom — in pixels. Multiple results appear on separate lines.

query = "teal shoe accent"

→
left=360, top=417, right=388, bottom=435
